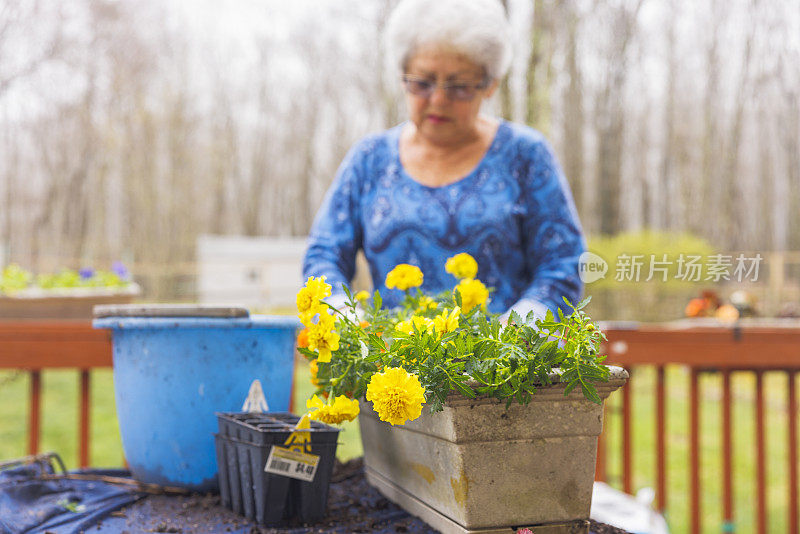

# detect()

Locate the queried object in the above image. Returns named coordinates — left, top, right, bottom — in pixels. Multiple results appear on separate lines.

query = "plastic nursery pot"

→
left=93, top=306, right=300, bottom=492
left=215, top=412, right=340, bottom=525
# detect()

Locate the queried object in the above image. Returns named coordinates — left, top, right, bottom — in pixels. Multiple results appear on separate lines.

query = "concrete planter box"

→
left=0, top=284, right=140, bottom=320
left=358, top=365, right=629, bottom=534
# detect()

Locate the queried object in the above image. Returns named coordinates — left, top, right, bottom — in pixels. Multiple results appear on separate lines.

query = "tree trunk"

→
left=560, top=0, right=584, bottom=218
left=525, top=0, right=554, bottom=133
left=658, top=0, right=678, bottom=231
left=720, top=4, right=755, bottom=249
left=700, top=0, right=723, bottom=241
left=594, top=0, right=643, bottom=236
left=498, top=0, right=514, bottom=121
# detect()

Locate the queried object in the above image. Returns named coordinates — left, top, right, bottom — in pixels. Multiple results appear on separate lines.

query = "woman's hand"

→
left=499, top=298, right=549, bottom=325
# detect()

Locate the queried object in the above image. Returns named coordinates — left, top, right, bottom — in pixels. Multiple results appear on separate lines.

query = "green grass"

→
left=0, top=369, right=124, bottom=467
left=1, top=364, right=795, bottom=533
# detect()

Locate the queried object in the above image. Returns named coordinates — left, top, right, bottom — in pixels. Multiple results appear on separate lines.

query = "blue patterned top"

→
left=302, top=119, right=585, bottom=317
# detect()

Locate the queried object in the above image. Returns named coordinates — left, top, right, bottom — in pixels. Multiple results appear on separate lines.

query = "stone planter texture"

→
left=0, top=284, right=140, bottom=320
left=359, top=366, right=629, bottom=534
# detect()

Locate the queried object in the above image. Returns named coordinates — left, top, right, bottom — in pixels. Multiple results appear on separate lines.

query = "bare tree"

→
left=497, top=0, right=514, bottom=120
left=558, top=0, right=585, bottom=216
left=778, top=54, right=800, bottom=249
left=593, top=0, right=644, bottom=235
left=0, top=0, right=67, bottom=261
left=3, top=0, right=799, bottom=303
left=656, top=0, right=678, bottom=231
left=0, top=1, right=65, bottom=95
left=717, top=0, right=757, bottom=249
left=525, top=0, right=556, bottom=132
left=377, top=0, right=401, bottom=128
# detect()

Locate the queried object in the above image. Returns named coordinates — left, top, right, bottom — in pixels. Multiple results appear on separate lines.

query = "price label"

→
left=264, top=445, right=319, bottom=482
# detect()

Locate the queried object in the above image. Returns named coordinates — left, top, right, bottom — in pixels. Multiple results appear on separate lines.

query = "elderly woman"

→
left=303, top=0, right=585, bottom=321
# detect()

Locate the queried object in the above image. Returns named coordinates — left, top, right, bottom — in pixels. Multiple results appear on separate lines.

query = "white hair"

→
left=385, top=0, right=513, bottom=81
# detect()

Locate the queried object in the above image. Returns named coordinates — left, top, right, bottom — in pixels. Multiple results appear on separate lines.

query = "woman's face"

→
left=403, top=45, right=497, bottom=146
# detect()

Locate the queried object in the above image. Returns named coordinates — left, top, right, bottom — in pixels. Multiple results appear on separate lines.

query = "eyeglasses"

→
left=401, top=75, right=490, bottom=102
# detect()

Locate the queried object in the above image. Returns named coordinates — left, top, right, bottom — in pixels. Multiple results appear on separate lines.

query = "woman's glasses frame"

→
left=401, top=74, right=491, bottom=102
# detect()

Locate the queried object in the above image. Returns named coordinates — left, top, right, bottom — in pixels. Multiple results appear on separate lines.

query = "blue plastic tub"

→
left=93, top=314, right=301, bottom=492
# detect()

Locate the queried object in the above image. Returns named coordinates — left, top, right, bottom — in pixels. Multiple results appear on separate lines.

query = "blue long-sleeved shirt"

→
left=303, top=119, right=585, bottom=318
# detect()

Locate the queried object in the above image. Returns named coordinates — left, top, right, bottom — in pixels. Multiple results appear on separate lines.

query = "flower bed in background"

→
left=0, top=262, right=139, bottom=320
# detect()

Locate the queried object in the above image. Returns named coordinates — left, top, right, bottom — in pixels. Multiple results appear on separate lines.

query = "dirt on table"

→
left=587, top=519, right=630, bottom=534
left=96, top=458, right=630, bottom=534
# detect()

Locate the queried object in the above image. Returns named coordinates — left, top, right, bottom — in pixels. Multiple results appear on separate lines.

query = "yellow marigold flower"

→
left=385, top=264, right=423, bottom=291
left=366, top=367, right=426, bottom=426
left=307, top=312, right=339, bottom=363
left=296, top=287, right=316, bottom=316
left=417, top=295, right=438, bottom=311
left=395, top=315, right=433, bottom=335
left=296, top=276, right=332, bottom=325
left=456, top=278, right=489, bottom=312
left=296, top=276, right=331, bottom=312
left=414, top=315, right=434, bottom=334
left=298, top=304, right=325, bottom=327
left=354, top=290, right=370, bottom=303
left=296, top=327, right=310, bottom=349
left=307, top=275, right=332, bottom=298
left=306, top=394, right=360, bottom=425
left=445, top=253, right=478, bottom=280
left=434, top=306, right=460, bottom=336
left=395, top=319, right=413, bottom=334
left=309, top=359, right=319, bottom=386
left=311, top=308, right=335, bottom=330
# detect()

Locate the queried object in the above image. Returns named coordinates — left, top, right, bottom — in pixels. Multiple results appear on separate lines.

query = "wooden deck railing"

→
left=3, top=318, right=799, bottom=533
left=0, top=320, right=298, bottom=469
left=0, top=321, right=113, bottom=468
left=599, top=319, right=800, bottom=534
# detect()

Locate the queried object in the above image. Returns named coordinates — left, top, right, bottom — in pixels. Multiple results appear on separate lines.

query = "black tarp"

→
left=0, top=458, right=142, bottom=534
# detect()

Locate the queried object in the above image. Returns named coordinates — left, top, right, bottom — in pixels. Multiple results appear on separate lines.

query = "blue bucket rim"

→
left=93, top=314, right=301, bottom=330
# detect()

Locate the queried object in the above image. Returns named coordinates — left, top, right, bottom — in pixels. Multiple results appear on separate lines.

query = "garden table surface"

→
left=1, top=457, right=628, bottom=534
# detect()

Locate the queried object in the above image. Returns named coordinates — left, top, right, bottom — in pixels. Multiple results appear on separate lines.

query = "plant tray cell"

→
left=214, top=412, right=340, bottom=525
left=216, top=412, right=339, bottom=446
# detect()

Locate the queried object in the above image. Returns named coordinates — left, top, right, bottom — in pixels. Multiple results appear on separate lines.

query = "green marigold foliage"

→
left=298, top=283, right=610, bottom=414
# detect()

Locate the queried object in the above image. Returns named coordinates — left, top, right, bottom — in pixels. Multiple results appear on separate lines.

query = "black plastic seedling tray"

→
left=214, top=412, right=340, bottom=525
